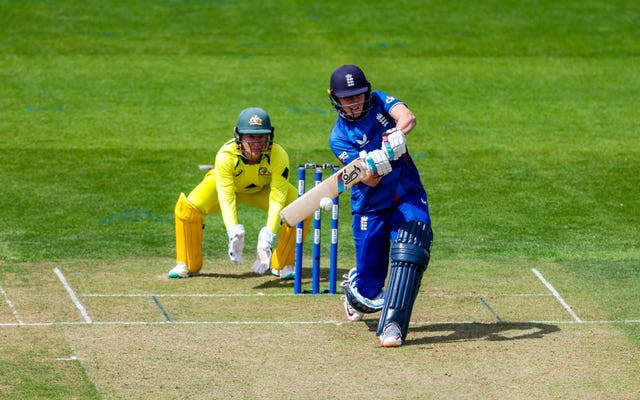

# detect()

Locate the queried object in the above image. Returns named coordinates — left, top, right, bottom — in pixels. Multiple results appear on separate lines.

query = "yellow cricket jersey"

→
left=210, top=139, right=291, bottom=233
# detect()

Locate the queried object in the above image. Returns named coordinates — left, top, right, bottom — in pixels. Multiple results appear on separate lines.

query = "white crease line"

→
left=80, top=292, right=552, bottom=298
left=532, top=268, right=582, bottom=322
left=53, top=268, right=92, bottom=323
left=57, top=355, right=78, bottom=361
left=0, top=284, right=23, bottom=325
left=0, top=319, right=342, bottom=327
left=1, top=319, right=639, bottom=328
left=81, top=293, right=289, bottom=297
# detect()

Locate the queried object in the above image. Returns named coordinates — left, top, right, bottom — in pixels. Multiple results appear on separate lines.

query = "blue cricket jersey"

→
left=329, top=90, right=425, bottom=213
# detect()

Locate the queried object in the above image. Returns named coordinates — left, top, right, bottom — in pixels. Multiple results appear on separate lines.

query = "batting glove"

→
left=252, top=227, right=275, bottom=274
left=382, top=127, right=406, bottom=160
left=227, top=224, right=245, bottom=265
left=365, top=149, right=392, bottom=177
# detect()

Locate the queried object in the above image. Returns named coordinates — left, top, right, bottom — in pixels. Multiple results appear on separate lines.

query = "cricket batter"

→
left=327, top=65, right=433, bottom=347
left=168, top=107, right=299, bottom=280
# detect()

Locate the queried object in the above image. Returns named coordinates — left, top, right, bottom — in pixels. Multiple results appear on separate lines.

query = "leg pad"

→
left=175, top=193, right=204, bottom=273
left=272, top=217, right=309, bottom=270
left=376, top=221, right=433, bottom=339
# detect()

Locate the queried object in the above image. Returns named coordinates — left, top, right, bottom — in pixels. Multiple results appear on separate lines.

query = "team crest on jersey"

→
left=258, top=166, right=270, bottom=176
left=376, top=113, right=390, bottom=127
left=360, top=216, right=368, bottom=231
left=249, top=115, right=263, bottom=126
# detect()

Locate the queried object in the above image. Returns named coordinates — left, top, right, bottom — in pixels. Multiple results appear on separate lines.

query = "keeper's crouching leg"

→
left=376, top=220, right=433, bottom=340
left=175, top=193, right=204, bottom=273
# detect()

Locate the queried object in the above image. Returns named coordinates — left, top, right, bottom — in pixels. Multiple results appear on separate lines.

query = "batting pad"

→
left=376, top=221, right=432, bottom=340
left=175, top=193, right=204, bottom=273
left=272, top=218, right=309, bottom=270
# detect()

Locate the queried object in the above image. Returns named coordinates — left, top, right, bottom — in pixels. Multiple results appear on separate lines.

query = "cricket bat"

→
left=280, top=158, right=369, bottom=227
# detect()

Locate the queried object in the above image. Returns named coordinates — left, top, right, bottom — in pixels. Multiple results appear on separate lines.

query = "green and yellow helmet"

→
left=233, top=107, right=275, bottom=161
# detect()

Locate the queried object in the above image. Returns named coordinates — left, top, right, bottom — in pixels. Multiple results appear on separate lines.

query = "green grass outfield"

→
left=1, top=0, right=639, bottom=398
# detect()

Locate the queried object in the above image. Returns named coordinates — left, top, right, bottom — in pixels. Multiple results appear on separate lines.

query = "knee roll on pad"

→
left=392, top=220, right=433, bottom=266
left=175, top=193, right=204, bottom=273
left=376, top=221, right=433, bottom=340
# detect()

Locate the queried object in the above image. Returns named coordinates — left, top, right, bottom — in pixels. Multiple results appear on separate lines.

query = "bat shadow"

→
left=364, top=320, right=560, bottom=346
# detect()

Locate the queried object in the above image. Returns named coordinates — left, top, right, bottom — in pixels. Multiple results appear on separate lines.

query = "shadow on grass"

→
left=250, top=267, right=352, bottom=290
left=365, top=321, right=560, bottom=345
left=191, top=272, right=257, bottom=279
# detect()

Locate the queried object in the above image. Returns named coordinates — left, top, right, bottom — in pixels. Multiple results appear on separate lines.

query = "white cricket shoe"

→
left=270, top=265, right=295, bottom=280
left=168, top=263, right=190, bottom=279
left=343, top=297, right=364, bottom=322
left=279, top=265, right=295, bottom=280
left=379, top=322, right=403, bottom=347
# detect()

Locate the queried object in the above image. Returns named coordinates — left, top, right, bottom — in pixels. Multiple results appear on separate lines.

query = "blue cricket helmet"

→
left=328, top=65, right=373, bottom=121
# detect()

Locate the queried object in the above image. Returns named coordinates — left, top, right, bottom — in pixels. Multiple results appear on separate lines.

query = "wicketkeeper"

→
left=327, top=65, right=433, bottom=347
left=168, top=107, right=301, bottom=280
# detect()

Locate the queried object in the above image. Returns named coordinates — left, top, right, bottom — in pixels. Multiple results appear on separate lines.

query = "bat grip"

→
left=299, top=163, right=338, bottom=170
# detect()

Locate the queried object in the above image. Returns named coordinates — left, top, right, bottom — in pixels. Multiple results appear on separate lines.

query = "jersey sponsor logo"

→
left=376, top=113, right=390, bottom=127
left=385, top=96, right=396, bottom=104
left=355, top=133, right=369, bottom=147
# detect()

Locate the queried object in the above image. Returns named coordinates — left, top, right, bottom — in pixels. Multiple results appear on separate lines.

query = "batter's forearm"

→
left=396, top=112, right=416, bottom=134
left=390, top=104, right=416, bottom=135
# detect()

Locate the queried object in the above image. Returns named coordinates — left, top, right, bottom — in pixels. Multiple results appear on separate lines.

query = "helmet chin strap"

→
left=328, top=91, right=373, bottom=121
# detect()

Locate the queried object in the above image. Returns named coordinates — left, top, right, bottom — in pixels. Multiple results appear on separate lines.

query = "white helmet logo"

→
left=345, top=74, right=355, bottom=87
left=248, top=115, right=263, bottom=126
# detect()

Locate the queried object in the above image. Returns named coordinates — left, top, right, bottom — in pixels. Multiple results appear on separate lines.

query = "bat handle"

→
left=298, top=163, right=338, bottom=170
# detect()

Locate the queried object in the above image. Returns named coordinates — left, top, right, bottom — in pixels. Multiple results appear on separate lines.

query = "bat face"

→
left=280, top=159, right=368, bottom=227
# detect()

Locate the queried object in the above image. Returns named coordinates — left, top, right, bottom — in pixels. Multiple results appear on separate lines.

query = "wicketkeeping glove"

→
left=227, top=224, right=245, bottom=265
left=382, top=127, right=406, bottom=160
left=365, top=149, right=392, bottom=177
left=252, top=227, right=275, bottom=274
